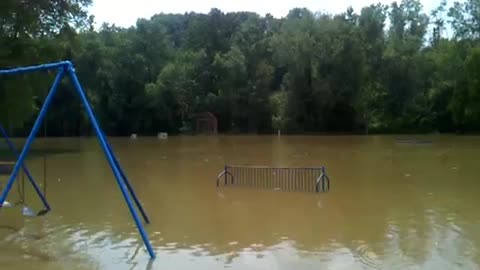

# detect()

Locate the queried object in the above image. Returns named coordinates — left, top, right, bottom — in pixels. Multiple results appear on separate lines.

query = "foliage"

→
left=2, top=0, right=480, bottom=135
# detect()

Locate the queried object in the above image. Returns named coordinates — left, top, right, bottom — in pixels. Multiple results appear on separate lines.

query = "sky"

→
left=89, top=0, right=444, bottom=28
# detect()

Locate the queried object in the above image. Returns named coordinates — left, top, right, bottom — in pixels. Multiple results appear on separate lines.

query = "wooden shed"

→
left=196, top=112, right=218, bottom=134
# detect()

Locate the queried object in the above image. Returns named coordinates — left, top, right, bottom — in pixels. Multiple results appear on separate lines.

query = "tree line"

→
left=1, top=0, right=480, bottom=136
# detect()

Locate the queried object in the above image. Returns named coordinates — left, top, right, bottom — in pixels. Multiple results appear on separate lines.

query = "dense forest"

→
left=0, top=0, right=480, bottom=136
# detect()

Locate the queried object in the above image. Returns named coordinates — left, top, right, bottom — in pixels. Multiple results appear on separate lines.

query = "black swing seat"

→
left=36, top=208, right=50, bottom=216
left=0, top=161, right=14, bottom=175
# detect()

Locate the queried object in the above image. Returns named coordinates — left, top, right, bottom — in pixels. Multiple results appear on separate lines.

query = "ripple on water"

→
left=0, top=247, right=53, bottom=263
left=90, top=231, right=111, bottom=248
left=354, top=242, right=381, bottom=270
left=250, top=243, right=264, bottom=249
left=160, top=242, right=178, bottom=251
left=449, top=222, right=464, bottom=236
left=110, top=237, right=139, bottom=250
left=191, top=250, right=203, bottom=257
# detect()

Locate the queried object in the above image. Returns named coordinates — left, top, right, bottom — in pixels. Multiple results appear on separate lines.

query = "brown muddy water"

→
left=0, top=135, right=479, bottom=270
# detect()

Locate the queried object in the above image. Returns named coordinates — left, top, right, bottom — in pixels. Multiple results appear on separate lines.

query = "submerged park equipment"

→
left=0, top=123, right=50, bottom=217
left=217, top=165, right=330, bottom=193
left=0, top=61, right=156, bottom=259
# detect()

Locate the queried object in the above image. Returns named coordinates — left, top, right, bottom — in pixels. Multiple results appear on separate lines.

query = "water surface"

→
left=0, top=135, right=479, bottom=270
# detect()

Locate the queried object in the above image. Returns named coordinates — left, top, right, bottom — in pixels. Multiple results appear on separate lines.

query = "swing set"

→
left=0, top=123, right=49, bottom=217
left=0, top=61, right=156, bottom=259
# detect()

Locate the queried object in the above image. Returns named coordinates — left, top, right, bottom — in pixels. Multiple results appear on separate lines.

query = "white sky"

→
left=90, top=0, right=445, bottom=28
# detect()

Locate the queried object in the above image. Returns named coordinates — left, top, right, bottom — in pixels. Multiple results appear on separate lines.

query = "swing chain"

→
left=43, top=115, right=47, bottom=199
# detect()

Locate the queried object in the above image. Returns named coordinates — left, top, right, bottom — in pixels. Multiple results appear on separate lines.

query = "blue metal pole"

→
left=0, top=67, right=65, bottom=207
left=0, top=61, right=70, bottom=76
left=66, top=63, right=156, bottom=259
left=104, top=138, right=151, bottom=224
left=0, top=124, right=51, bottom=211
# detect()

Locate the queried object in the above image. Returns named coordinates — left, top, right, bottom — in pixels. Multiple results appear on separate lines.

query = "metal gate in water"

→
left=216, top=165, right=330, bottom=193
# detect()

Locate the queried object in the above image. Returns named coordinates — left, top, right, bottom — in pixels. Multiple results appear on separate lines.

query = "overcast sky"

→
left=90, top=0, right=445, bottom=28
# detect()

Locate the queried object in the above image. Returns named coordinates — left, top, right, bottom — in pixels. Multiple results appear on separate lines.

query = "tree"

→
left=448, top=0, right=480, bottom=39
left=2, top=2, right=480, bottom=135
left=0, top=0, right=93, bottom=132
left=146, top=50, right=206, bottom=133
left=356, top=4, right=388, bottom=132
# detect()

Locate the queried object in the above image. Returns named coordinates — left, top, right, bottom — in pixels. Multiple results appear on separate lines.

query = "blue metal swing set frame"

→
left=0, top=61, right=156, bottom=259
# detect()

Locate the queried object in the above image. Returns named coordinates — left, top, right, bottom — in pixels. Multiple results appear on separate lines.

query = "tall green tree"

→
left=2, top=1, right=480, bottom=135
left=0, top=0, right=93, bottom=132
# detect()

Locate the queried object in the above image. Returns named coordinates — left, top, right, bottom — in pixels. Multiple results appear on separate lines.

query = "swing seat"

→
left=1, top=200, right=13, bottom=208
left=22, top=206, right=36, bottom=217
left=0, top=161, right=14, bottom=175
left=0, top=201, right=49, bottom=217
left=37, top=208, right=50, bottom=216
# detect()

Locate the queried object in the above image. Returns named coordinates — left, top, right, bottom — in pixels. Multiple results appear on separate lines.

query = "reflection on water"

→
left=0, top=135, right=479, bottom=269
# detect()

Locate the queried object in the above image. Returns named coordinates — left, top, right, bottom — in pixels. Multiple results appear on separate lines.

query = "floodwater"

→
left=0, top=135, right=479, bottom=270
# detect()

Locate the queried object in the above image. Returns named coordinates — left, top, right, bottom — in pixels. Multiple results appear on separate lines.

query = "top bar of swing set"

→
left=0, top=61, right=71, bottom=75
left=0, top=60, right=156, bottom=259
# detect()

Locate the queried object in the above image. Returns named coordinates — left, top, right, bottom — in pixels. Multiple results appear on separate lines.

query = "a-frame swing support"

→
left=0, top=61, right=156, bottom=259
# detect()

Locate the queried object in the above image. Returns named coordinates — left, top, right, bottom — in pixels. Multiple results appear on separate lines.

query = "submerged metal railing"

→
left=216, top=165, right=330, bottom=193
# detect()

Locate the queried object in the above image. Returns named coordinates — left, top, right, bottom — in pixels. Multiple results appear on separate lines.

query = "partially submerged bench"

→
left=216, top=165, right=330, bottom=193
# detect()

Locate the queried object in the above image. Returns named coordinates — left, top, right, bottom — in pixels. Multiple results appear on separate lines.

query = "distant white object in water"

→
left=130, top=133, right=138, bottom=139
left=158, top=132, right=168, bottom=139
